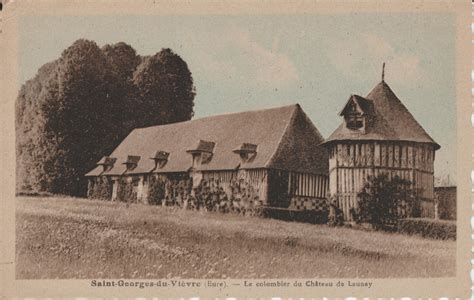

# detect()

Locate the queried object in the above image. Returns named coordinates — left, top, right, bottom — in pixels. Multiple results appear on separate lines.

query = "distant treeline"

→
left=16, top=39, right=195, bottom=196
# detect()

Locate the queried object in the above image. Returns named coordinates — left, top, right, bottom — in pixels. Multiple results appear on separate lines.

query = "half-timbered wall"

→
left=201, top=169, right=268, bottom=203
left=288, top=171, right=328, bottom=199
left=287, top=171, right=329, bottom=211
left=328, top=141, right=436, bottom=220
left=88, top=168, right=331, bottom=215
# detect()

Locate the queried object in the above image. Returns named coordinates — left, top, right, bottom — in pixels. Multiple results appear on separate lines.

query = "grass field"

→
left=16, top=196, right=456, bottom=279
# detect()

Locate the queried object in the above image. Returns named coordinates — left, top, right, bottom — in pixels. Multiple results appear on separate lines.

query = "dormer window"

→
left=339, top=94, right=374, bottom=132
left=96, top=156, right=117, bottom=172
left=122, top=155, right=141, bottom=171
left=186, top=140, right=215, bottom=168
left=346, top=113, right=363, bottom=129
left=150, top=150, right=169, bottom=170
left=233, top=143, right=257, bottom=162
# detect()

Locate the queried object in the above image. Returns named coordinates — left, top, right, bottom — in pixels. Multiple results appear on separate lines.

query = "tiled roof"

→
left=324, top=81, right=440, bottom=149
left=86, top=104, right=329, bottom=176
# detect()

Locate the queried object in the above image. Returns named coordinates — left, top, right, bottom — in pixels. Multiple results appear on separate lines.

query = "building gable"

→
left=267, top=105, right=328, bottom=174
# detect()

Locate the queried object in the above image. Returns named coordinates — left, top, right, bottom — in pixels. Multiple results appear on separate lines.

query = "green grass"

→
left=16, top=196, right=455, bottom=279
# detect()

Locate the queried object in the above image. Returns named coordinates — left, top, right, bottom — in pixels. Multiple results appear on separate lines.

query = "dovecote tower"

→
left=322, top=71, right=440, bottom=220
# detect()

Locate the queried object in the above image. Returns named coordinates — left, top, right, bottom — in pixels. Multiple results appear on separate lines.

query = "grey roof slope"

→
left=86, top=104, right=328, bottom=177
left=323, top=81, right=440, bottom=149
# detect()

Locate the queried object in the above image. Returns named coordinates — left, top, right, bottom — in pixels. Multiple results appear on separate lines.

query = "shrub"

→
left=116, top=177, right=137, bottom=203
left=147, top=176, right=166, bottom=205
left=162, top=178, right=192, bottom=207
left=352, top=174, right=417, bottom=229
left=328, top=194, right=344, bottom=226
left=88, top=176, right=112, bottom=200
left=397, top=218, right=456, bottom=240
left=228, top=178, right=263, bottom=215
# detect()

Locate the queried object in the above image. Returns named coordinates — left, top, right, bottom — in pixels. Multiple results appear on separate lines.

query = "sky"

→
left=20, top=13, right=456, bottom=183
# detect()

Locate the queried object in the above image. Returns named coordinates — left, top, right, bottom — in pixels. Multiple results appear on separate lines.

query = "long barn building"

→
left=85, top=104, right=330, bottom=212
left=322, top=79, right=440, bottom=220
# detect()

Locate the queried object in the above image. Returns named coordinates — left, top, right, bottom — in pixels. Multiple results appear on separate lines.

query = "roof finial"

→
left=382, top=62, right=385, bottom=82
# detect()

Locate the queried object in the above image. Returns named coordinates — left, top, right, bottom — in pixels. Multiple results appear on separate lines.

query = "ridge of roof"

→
left=133, top=103, right=301, bottom=132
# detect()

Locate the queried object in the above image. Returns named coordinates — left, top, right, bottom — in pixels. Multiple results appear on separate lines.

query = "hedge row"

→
left=397, top=218, right=456, bottom=240
left=17, top=190, right=53, bottom=197
left=262, top=207, right=328, bottom=224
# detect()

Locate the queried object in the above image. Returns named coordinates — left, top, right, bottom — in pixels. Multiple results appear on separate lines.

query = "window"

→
left=346, top=113, right=363, bottom=129
left=187, top=140, right=215, bottom=168
left=232, top=143, right=257, bottom=163
left=151, top=151, right=169, bottom=169
left=123, top=155, right=141, bottom=171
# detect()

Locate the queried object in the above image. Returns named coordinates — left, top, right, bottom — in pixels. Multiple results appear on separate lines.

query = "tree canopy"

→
left=16, top=39, right=196, bottom=196
left=132, top=48, right=195, bottom=127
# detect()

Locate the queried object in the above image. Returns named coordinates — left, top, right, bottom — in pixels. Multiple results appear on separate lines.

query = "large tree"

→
left=16, top=60, right=61, bottom=192
left=16, top=40, right=196, bottom=196
left=101, top=42, right=142, bottom=138
left=132, top=48, right=195, bottom=127
left=102, top=42, right=141, bottom=83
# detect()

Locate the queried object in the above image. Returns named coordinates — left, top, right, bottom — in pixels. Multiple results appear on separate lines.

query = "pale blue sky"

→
left=20, top=13, right=456, bottom=182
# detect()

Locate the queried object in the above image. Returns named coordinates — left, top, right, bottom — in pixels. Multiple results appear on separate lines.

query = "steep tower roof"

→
left=323, top=81, right=440, bottom=149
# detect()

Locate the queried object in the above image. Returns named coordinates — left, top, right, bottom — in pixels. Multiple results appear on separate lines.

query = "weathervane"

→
left=382, top=62, right=385, bottom=82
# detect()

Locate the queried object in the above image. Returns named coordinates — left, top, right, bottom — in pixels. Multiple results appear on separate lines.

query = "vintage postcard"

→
left=0, top=0, right=471, bottom=298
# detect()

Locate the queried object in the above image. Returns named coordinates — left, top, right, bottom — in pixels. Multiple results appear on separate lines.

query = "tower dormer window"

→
left=339, top=94, right=374, bottom=132
left=346, top=113, right=364, bottom=129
